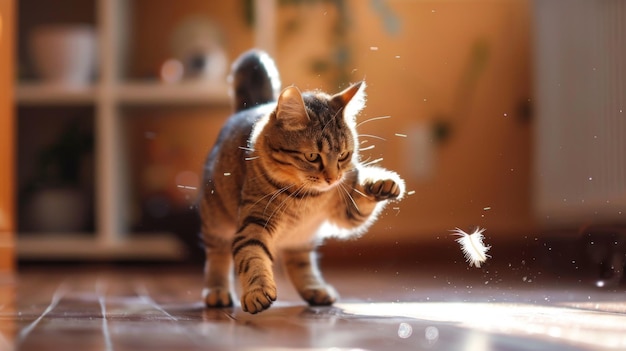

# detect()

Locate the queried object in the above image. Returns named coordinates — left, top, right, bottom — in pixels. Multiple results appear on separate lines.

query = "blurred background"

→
left=1, top=0, right=625, bottom=282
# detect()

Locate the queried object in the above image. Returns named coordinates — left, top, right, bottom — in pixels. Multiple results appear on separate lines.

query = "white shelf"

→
left=16, top=82, right=97, bottom=105
left=117, top=81, right=230, bottom=105
left=16, top=81, right=230, bottom=106
left=18, top=233, right=186, bottom=260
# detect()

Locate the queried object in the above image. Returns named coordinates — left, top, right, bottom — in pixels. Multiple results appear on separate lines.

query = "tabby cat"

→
left=200, top=50, right=405, bottom=314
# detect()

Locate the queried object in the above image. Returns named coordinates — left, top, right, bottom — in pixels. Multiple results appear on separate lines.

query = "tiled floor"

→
left=1, top=261, right=626, bottom=351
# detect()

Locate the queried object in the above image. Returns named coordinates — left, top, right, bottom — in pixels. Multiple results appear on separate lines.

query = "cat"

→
left=199, top=49, right=405, bottom=314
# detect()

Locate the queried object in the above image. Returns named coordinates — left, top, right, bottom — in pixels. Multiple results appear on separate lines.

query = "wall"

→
left=0, top=0, right=16, bottom=272
left=276, top=0, right=534, bottom=243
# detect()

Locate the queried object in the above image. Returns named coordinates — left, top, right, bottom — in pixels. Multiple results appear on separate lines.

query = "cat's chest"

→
left=276, top=211, right=329, bottom=248
left=273, top=194, right=334, bottom=247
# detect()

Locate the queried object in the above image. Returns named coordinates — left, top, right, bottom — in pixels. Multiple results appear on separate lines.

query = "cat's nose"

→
left=324, top=174, right=341, bottom=185
left=324, top=169, right=341, bottom=185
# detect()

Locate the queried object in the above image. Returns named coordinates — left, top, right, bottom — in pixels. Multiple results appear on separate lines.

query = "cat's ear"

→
left=332, top=81, right=366, bottom=122
left=275, top=86, right=310, bottom=130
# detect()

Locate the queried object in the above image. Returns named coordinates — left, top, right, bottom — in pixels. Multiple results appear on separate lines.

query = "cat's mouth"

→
left=306, top=175, right=344, bottom=192
left=312, top=183, right=340, bottom=192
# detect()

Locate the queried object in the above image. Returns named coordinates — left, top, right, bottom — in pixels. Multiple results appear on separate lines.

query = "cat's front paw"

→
left=241, top=282, right=277, bottom=314
left=300, top=284, right=339, bottom=306
left=203, top=287, right=234, bottom=308
left=365, top=179, right=402, bottom=201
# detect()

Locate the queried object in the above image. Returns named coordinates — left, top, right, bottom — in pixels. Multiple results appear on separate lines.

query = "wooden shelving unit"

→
left=15, top=0, right=276, bottom=260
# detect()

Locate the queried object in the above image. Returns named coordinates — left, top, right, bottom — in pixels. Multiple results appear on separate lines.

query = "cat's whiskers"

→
left=263, top=184, right=296, bottom=215
left=362, top=157, right=384, bottom=167
left=337, top=186, right=349, bottom=210
left=353, top=188, right=367, bottom=198
left=359, top=155, right=372, bottom=165
left=359, top=134, right=387, bottom=142
left=238, top=146, right=255, bottom=152
left=359, top=144, right=376, bottom=151
left=239, top=145, right=260, bottom=162
left=293, top=183, right=312, bottom=215
left=343, top=167, right=358, bottom=176
left=265, top=183, right=307, bottom=226
left=334, top=185, right=349, bottom=212
left=246, top=179, right=292, bottom=215
left=338, top=183, right=360, bottom=212
left=356, top=115, right=391, bottom=128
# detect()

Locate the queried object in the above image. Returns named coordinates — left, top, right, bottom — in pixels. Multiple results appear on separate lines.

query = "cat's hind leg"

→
left=202, top=233, right=235, bottom=308
left=283, top=248, right=338, bottom=306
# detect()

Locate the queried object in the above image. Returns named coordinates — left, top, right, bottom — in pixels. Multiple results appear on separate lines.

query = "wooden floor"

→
left=1, top=260, right=626, bottom=351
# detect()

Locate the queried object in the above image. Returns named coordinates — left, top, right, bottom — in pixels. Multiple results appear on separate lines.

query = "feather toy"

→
left=453, top=227, right=491, bottom=268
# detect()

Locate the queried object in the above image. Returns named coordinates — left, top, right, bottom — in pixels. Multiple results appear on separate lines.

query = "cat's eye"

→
left=304, top=153, right=320, bottom=162
left=338, top=151, right=351, bottom=162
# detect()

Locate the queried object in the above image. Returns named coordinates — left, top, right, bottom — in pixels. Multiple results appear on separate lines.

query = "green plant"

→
left=30, top=120, right=93, bottom=189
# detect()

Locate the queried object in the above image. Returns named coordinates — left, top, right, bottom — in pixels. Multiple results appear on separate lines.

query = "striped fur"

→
left=200, top=50, right=405, bottom=314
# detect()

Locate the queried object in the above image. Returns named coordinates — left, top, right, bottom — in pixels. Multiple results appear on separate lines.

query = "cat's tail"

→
left=229, top=49, right=281, bottom=112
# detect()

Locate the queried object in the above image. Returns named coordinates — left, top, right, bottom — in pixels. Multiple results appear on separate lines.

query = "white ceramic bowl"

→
left=29, top=24, right=97, bottom=86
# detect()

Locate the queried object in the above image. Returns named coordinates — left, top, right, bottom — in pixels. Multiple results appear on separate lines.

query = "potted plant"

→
left=24, top=120, right=93, bottom=233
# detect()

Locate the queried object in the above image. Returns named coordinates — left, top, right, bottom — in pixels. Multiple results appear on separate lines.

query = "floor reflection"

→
left=0, top=276, right=15, bottom=351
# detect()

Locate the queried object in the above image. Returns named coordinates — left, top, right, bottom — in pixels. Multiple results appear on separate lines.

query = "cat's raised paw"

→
left=202, top=287, right=234, bottom=308
left=301, top=284, right=339, bottom=306
left=241, top=283, right=277, bottom=314
left=365, top=179, right=402, bottom=201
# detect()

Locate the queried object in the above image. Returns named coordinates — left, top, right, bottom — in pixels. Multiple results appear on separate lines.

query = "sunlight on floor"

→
left=338, top=302, right=626, bottom=349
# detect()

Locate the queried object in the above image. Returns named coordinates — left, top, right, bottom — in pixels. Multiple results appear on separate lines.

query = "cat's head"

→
left=255, top=82, right=366, bottom=193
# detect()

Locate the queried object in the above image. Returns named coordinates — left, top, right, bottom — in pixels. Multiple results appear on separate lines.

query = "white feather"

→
left=452, top=227, right=491, bottom=268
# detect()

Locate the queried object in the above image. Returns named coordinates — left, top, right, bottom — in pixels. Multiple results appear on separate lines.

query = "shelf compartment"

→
left=18, top=0, right=98, bottom=83
left=16, top=105, right=95, bottom=234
